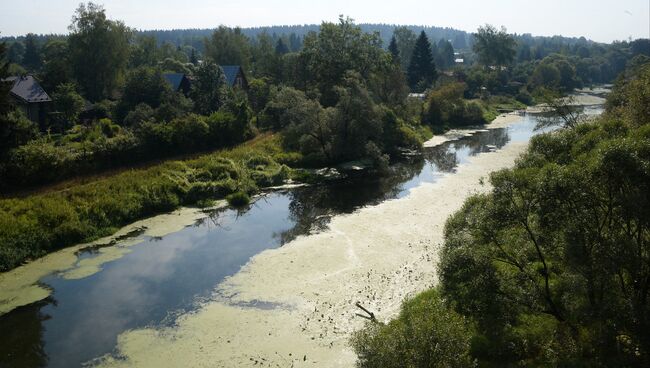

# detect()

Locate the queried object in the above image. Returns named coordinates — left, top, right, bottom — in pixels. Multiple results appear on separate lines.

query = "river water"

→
left=0, top=107, right=602, bottom=368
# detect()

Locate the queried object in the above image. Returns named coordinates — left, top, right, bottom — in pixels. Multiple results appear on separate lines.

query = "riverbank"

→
left=93, top=117, right=530, bottom=367
left=0, top=134, right=293, bottom=273
left=423, top=112, right=522, bottom=148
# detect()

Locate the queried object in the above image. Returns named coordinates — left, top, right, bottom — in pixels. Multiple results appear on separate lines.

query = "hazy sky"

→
left=1, top=0, right=648, bottom=42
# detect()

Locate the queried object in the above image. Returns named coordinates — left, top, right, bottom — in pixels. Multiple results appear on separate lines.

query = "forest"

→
left=0, top=2, right=648, bottom=274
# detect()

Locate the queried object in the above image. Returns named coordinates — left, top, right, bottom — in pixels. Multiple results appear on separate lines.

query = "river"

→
left=0, top=105, right=604, bottom=368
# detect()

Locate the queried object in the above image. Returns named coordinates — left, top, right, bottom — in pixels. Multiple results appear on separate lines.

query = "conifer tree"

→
left=407, top=31, right=437, bottom=91
left=388, top=36, right=400, bottom=65
left=275, top=38, right=290, bottom=55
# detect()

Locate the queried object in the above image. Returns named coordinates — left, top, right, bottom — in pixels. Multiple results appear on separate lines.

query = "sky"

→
left=1, top=0, right=648, bottom=43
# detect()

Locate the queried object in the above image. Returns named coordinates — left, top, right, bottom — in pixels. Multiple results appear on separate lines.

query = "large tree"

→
left=204, top=26, right=251, bottom=70
left=299, top=16, right=385, bottom=106
left=392, top=26, right=417, bottom=70
left=190, top=60, right=229, bottom=115
left=407, top=31, right=437, bottom=92
left=68, top=2, right=132, bottom=101
left=472, top=24, right=516, bottom=68
left=40, top=40, right=72, bottom=91
left=116, top=66, right=170, bottom=122
left=22, top=33, right=42, bottom=71
left=436, top=39, right=455, bottom=70
left=388, top=36, right=400, bottom=65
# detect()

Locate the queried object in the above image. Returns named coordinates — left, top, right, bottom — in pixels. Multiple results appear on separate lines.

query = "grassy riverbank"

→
left=0, top=134, right=294, bottom=272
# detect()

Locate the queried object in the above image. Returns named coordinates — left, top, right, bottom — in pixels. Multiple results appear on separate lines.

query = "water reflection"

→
left=0, top=118, right=535, bottom=368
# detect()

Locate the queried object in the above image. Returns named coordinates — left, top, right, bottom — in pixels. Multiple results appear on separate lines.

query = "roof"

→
left=3, top=75, right=51, bottom=103
left=221, top=65, right=242, bottom=86
left=163, top=73, right=186, bottom=92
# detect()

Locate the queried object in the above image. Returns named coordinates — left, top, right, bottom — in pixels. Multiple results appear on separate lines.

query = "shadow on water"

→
left=0, top=113, right=560, bottom=367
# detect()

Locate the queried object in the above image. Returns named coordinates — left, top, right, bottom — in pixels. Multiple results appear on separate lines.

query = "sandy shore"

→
left=95, top=133, right=530, bottom=367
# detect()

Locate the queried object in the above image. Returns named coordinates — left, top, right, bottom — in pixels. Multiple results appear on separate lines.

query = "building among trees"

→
left=2, top=75, right=51, bottom=127
left=163, top=73, right=192, bottom=95
left=221, top=65, right=249, bottom=89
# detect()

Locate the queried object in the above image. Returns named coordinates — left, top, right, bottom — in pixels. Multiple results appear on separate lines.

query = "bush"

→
left=226, top=191, right=250, bottom=207
left=423, top=83, right=487, bottom=128
left=351, top=289, right=474, bottom=368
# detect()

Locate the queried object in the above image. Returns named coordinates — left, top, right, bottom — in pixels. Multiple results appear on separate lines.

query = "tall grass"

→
left=0, top=135, right=293, bottom=271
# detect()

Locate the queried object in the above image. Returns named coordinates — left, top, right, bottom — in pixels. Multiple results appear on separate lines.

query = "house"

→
left=3, top=75, right=51, bottom=127
left=162, top=65, right=248, bottom=94
left=163, top=73, right=192, bottom=96
left=221, top=65, right=248, bottom=90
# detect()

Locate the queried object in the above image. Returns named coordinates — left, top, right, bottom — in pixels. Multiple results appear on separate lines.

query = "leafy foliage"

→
left=68, top=2, right=132, bottom=101
left=351, top=289, right=474, bottom=368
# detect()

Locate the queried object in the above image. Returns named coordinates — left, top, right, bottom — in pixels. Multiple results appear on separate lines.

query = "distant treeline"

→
left=1, top=23, right=606, bottom=55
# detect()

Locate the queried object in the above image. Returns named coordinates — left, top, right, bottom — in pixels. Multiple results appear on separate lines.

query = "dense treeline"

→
left=0, top=5, right=440, bottom=191
left=352, top=58, right=650, bottom=367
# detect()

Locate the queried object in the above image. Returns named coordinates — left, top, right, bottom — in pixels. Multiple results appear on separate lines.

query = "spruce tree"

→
left=407, top=31, right=437, bottom=91
left=388, top=35, right=400, bottom=65
left=275, top=38, right=290, bottom=55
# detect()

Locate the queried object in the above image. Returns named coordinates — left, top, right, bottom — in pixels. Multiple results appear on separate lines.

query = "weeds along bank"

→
left=0, top=135, right=292, bottom=272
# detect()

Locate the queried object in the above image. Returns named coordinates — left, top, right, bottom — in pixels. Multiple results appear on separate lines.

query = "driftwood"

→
left=355, top=302, right=378, bottom=323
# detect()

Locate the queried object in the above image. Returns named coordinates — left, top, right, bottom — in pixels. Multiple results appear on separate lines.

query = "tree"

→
left=299, top=16, right=385, bottom=106
left=189, top=48, right=198, bottom=65
left=7, top=42, right=24, bottom=65
left=388, top=36, right=400, bottom=65
left=453, top=33, right=467, bottom=50
left=275, top=38, right=289, bottom=55
left=204, top=26, right=251, bottom=70
left=251, top=32, right=280, bottom=79
left=160, top=58, right=191, bottom=74
left=473, top=24, right=516, bottom=68
left=0, top=42, right=12, bottom=116
left=51, top=83, right=85, bottom=129
left=352, top=289, right=474, bottom=368
left=407, top=31, right=437, bottom=92
left=436, top=39, right=455, bottom=70
left=441, top=116, right=650, bottom=365
left=393, top=27, right=417, bottom=70
left=68, top=2, right=132, bottom=101
left=116, top=67, right=170, bottom=123
left=129, top=35, right=158, bottom=68
left=40, top=40, right=72, bottom=91
left=22, top=34, right=42, bottom=71
left=530, top=62, right=561, bottom=90
left=247, top=78, right=271, bottom=121
left=190, top=60, right=229, bottom=115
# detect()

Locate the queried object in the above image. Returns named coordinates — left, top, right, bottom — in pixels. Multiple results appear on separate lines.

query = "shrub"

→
left=351, top=289, right=474, bottom=368
left=226, top=191, right=250, bottom=207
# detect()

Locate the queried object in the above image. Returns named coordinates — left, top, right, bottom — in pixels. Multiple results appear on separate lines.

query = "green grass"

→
left=0, top=134, right=294, bottom=272
left=479, top=96, right=528, bottom=122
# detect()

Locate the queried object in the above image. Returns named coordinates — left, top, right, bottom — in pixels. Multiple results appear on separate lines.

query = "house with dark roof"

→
left=221, top=65, right=248, bottom=90
left=3, top=75, right=51, bottom=127
left=162, top=66, right=248, bottom=96
left=163, top=73, right=192, bottom=96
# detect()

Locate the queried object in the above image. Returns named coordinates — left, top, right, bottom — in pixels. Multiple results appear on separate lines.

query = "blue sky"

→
left=1, top=0, right=648, bottom=42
